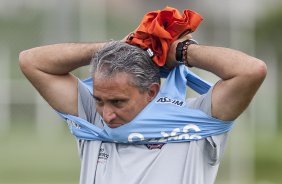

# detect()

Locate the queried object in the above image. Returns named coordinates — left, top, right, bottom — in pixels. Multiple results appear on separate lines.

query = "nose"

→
left=102, top=105, right=117, bottom=124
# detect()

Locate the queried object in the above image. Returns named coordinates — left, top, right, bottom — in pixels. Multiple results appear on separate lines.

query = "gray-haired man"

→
left=19, top=35, right=266, bottom=183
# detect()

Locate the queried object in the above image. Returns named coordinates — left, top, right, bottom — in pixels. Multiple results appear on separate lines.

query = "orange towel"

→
left=126, top=6, right=203, bottom=66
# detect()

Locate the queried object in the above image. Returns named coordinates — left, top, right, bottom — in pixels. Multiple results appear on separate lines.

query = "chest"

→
left=94, top=142, right=206, bottom=184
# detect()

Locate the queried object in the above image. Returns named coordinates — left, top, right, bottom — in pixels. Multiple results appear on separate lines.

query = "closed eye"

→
left=110, top=99, right=127, bottom=107
left=93, top=95, right=127, bottom=107
left=93, top=96, right=103, bottom=106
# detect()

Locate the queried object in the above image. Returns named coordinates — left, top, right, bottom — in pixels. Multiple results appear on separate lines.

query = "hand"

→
left=122, top=31, right=136, bottom=43
left=165, top=34, right=193, bottom=68
left=121, top=34, right=129, bottom=42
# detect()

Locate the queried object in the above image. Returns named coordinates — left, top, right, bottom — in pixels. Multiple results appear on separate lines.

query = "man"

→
left=19, top=33, right=266, bottom=183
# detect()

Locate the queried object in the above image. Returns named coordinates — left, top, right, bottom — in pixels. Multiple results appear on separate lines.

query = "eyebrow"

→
left=92, top=95, right=100, bottom=101
left=92, top=95, right=128, bottom=101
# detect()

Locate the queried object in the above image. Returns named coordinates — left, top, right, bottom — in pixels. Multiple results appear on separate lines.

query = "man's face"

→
left=93, top=72, right=156, bottom=128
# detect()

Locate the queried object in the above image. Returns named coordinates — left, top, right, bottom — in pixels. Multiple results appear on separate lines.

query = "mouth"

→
left=107, top=123, right=124, bottom=128
left=101, top=119, right=126, bottom=128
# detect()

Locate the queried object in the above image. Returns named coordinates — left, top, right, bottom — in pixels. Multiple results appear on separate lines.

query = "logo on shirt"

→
left=98, top=148, right=109, bottom=163
left=156, top=96, right=184, bottom=106
left=128, top=123, right=202, bottom=143
left=66, top=120, right=80, bottom=129
left=145, top=144, right=165, bottom=150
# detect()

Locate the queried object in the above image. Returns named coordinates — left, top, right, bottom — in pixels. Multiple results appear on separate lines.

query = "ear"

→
left=147, top=83, right=160, bottom=101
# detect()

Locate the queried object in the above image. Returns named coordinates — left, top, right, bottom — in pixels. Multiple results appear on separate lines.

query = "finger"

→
left=183, top=34, right=192, bottom=40
left=178, top=34, right=192, bottom=42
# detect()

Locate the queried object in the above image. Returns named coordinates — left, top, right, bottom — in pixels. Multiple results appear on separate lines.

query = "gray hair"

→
left=90, top=41, right=160, bottom=92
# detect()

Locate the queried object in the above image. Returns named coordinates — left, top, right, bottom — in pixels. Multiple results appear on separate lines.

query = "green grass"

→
left=0, top=126, right=80, bottom=184
left=254, top=135, right=282, bottom=183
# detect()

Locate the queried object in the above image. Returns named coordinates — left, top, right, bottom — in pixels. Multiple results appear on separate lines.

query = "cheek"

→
left=121, top=100, right=148, bottom=120
left=114, top=105, right=139, bottom=122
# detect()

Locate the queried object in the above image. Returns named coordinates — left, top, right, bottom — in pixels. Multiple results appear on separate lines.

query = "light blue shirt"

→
left=57, top=65, right=234, bottom=143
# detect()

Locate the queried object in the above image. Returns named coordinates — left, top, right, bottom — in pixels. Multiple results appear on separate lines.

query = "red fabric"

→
left=126, top=7, right=203, bottom=66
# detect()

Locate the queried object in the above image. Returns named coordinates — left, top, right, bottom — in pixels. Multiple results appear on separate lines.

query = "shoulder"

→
left=77, top=79, right=102, bottom=126
left=77, top=79, right=95, bottom=116
left=185, top=85, right=214, bottom=115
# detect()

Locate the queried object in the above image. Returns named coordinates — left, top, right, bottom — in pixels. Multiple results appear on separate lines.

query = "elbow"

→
left=19, top=50, right=27, bottom=71
left=19, top=50, right=33, bottom=74
left=251, top=59, right=267, bottom=83
left=241, top=58, right=267, bottom=85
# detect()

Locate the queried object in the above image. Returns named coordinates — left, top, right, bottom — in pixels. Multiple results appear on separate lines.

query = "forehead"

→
left=93, top=72, right=139, bottom=98
left=93, top=72, right=133, bottom=87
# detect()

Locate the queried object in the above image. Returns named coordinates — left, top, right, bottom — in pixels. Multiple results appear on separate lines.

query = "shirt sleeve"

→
left=185, top=86, right=212, bottom=115
left=186, top=85, right=230, bottom=166
left=77, top=79, right=96, bottom=122
left=76, top=79, right=103, bottom=158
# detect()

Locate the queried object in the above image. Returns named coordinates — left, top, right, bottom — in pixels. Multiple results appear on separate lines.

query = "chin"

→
left=107, top=124, right=124, bottom=128
left=107, top=123, right=125, bottom=128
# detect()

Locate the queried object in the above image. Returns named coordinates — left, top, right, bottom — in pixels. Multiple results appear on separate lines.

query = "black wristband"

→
left=175, top=39, right=198, bottom=67
left=176, top=42, right=184, bottom=62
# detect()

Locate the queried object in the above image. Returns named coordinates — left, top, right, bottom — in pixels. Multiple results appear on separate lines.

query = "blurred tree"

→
left=256, top=5, right=282, bottom=57
left=0, top=9, right=43, bottom=79
left=256, top=4, right=282, bottom=130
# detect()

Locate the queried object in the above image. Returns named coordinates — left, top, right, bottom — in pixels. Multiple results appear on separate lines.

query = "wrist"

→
left=175, top=39, right=198, bottom=67
left=185, top=43, right=200, bottom=67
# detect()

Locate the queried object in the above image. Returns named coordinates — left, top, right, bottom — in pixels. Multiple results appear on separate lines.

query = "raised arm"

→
left=168, top=36, right=267, bottom=121
left=19, top=42, right=105, bottom=116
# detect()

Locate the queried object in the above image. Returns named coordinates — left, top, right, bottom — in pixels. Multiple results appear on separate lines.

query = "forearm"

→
left=187, top=44, right=264, bottom=80
left=186, top=44, right=267, bottom=120
left=19, top=42, right=106, bottom=75
left=19, top=42, right=106, bottom=116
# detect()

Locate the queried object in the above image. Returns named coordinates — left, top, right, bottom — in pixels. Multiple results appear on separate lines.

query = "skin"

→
left=19, top=36, right=267, bottom=127
left=167, top=34, right=267, bottom=120
left=93, top=72, right=159, bottom=128
left=19, top=43, right=105, bottom=116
